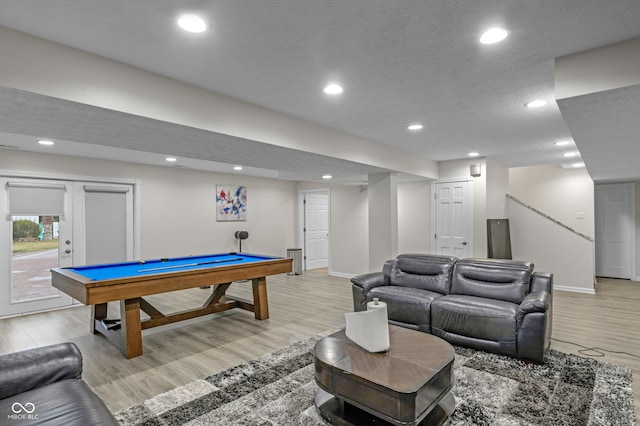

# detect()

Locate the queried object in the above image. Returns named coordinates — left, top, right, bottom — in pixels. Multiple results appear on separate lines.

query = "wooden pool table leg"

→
left=90, top=303, right=108, bottom=334
left=252, top=277, right=269, bottom=320
left=120, top=298, right=143, bottom=358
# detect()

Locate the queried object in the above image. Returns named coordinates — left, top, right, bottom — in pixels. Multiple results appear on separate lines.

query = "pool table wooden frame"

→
left=51, top=255, right=292, bottom=358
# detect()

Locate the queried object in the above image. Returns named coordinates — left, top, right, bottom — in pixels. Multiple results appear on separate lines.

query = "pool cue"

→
left=138, top=257, right=243, bottom=272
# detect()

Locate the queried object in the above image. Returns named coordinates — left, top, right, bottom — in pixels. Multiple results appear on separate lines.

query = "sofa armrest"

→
left=516, top=291, right=550, bottom=324
left=351, top=272, right=387, bottom=293
left=0, top=342, right=83, bottom=400
left=531, top=272, right=553, bottom=293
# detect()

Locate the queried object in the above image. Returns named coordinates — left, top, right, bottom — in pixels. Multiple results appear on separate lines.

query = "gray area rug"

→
left=115, top=332, right=634, bottom=425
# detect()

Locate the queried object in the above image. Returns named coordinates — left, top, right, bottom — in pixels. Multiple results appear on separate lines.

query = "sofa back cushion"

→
left=389, top=254, right=457, bottom=294
left=451, top=259, right=533, bottom=303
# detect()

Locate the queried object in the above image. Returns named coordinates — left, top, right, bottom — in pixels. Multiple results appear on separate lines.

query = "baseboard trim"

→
left=328, top=271, right=355, bottom=279
left=0, top=303, right=84, bottom=320
left=554, top=285, right=596, bottom=295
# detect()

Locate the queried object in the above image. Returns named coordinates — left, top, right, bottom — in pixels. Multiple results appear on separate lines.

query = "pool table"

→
left=51, top=252, right=292, bottom=358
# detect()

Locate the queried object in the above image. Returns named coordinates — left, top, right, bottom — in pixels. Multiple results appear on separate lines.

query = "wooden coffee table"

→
left=314, top=325, right=455, bottom=426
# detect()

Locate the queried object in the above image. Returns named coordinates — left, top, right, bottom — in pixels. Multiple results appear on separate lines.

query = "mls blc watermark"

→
left=7, top=402, right=39, bottom=421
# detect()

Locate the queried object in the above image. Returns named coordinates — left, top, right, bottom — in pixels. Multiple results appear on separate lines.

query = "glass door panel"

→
left=0, top=178, right=73, bottom=317
left=11, top=216, right=61, bottom=302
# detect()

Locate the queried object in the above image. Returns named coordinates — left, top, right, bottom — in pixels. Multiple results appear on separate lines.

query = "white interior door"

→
left=304, top=192, right=329, bottom=270
left=433, top=180, right=473, bottom=258
left=595, top=183, right=635, bottom=279
left=0, top=178, right=74, bottom=316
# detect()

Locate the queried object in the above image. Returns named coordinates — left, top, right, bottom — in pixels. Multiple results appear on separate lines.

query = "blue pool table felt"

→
left=68, top=252, right=278, bottom=281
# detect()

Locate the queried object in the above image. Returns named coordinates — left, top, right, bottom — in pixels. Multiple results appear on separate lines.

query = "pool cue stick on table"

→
left=138, top=257, right=243, bottom=272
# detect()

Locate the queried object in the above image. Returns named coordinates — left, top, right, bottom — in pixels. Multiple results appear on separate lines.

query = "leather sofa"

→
left=0, top=342, right=118, bottom=425
left=351, top=254, right=553, bottom=363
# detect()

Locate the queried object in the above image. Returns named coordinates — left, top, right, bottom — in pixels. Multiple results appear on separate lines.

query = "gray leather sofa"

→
left=351, top=254, right=553, bottom=363
left=0, top=342, right=118, bottom=425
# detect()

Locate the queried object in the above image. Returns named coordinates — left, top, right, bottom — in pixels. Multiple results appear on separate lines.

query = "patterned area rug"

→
left=115, top=333, right=634, bottom=426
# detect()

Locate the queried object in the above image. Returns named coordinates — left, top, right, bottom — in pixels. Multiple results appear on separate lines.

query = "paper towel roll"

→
left=344, top=299, right=390, bottom=353
left=367, top=298, right=386, bottom=310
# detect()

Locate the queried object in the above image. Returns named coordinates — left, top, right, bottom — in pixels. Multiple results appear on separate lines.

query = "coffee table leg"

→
left=315, top=388, right=398, bottom=426
left=420, top=392, right=455, bottom=426
left=315, top=388, right=455, bottom=426
left=315, top=388, right=352, bottom=426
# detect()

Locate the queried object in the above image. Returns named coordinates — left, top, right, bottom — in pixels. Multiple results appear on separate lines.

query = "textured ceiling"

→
left=0, top=1, right=639, bottom=182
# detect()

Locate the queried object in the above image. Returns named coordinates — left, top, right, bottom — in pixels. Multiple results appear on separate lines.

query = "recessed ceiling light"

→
left=525, top=99, right=547, bottom=108
left=322, top=174, right=333, bottom=179
left=479, top=28, right=508, bottom=44
left=572, top=162, right=585, bottom=168
left=407, top=124, right=424, bottom=131
left=177, top=14, right=207, bottom=33
left=233, top=166, right=243, bottom=171
left=563, top=152, right=577, bottom=158
left=38, top=139, right=54, bottom=146
left=165, top=157, right=177, bottom=162
left=555, top=140, right=571, bottom=146
left=323, top=84, right=343, bottom=95
left=468, top=152, right=480, bottom=157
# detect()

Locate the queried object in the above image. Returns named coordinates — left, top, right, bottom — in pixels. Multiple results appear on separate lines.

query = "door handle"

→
left=65, top=249, right=72, bottom=254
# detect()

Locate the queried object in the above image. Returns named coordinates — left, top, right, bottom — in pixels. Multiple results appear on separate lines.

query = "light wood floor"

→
left=0, top=271, right=638, bottom=422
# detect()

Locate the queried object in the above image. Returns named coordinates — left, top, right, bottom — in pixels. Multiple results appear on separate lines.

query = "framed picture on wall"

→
left=216, top=185, right=247, bottom=221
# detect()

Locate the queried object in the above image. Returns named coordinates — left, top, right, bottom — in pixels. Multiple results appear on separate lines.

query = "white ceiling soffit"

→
left=557, top=84, right=640, bottom=183
left=0, top=86, right=412, bottom=184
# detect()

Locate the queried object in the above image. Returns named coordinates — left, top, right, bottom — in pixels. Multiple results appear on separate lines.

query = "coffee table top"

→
left=315, top=325, right=455, bottom=394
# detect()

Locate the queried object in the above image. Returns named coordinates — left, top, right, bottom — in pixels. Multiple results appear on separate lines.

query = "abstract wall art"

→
left=216, top=185, right=247, bottom=221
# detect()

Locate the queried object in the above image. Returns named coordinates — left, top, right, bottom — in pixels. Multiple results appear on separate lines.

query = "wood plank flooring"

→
left=1, top=270, right=638, bottom=422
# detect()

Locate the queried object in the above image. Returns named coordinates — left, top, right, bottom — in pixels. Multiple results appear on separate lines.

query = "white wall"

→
left=1, top=150, right=296, bottom=259
left=508, top=164, right=595, bottom=292
left=555, top=37, right=640, bottom=100
left=367, top=173, right=398, bottom=271
left=295, top=181, right=370, bottom=276
left=327, top=185, right=370, bottom=275
left=398, top=181, right=432, bottom=254
left=509, top=165, right=594, bottom=237
left=297, top=180, right=433, bottom=276
left=2, top=149, right=437, bottom=279
left=506, top=198, right=595, bottom=293
left=486, top=157, right=509, bottom=219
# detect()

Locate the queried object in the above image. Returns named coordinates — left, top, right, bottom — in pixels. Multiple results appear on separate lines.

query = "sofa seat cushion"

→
left=0, top=379, right=118, bottom=426
left=431, top=295, right=518, bottom=343
left=369, top=286, right=443, bottom=331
